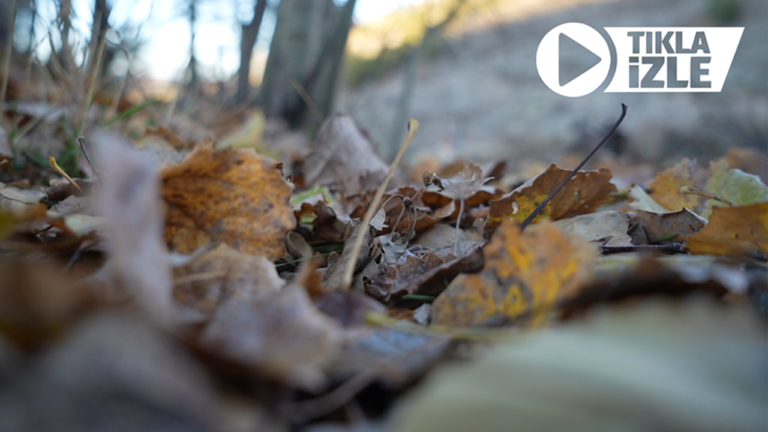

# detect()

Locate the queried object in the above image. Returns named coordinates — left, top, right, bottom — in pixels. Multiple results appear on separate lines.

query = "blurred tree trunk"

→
left=87, top=0, right=111, bottom=77
left=56, top=0, right=76, bottom=71
left=387, top=0, right=463, bottom=159
left=300, top=0, right=357, bottom=129
left=235, top=0, right=267, bottom=105
left=258, top=0, right=356, bottom=131
left=184, top=0, right=199, bottom=89
left=0, top=0, right=9, bottom=47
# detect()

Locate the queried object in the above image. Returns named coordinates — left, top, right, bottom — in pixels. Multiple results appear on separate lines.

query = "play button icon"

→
left=537, top=23, right=611, bottom=97
left=559, top=33, right=602, bottom=86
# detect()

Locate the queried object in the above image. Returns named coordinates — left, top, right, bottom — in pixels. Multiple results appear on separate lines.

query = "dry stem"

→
left=341, top=119, right=419, bottom=289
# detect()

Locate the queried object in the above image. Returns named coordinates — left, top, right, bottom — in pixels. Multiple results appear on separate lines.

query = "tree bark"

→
left=235, top=0, right=267, bottom=105
left=184, top=0, right=199, bottom=89
left=257, top=0, right=332, bottom=121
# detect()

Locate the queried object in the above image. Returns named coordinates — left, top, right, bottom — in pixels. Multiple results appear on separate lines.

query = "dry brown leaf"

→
left=488, top=165, right=616, bottom=229
left=202, top=285, right=342, bottom=390
left=648, top=158, right=702, bottom=211
left=161, top=141, right=294, bottom=260
left=367, top=249, right=483, bottom=306
left=173, top=244, right=283, bottom=321
left=686, top=203, right=768, bottom=259
left=432, top=220, right=596, bottom=327
left=303, top=114, right=389, bottom=197
left=629, top=209, right=707, bottom=245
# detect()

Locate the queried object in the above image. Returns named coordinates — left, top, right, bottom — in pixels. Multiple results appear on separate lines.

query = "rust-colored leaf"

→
left=432, top=220, right=596, bottom=327
left=161, top=141, right=294, bottom=260
left=488, top=165, right=615, bottom=229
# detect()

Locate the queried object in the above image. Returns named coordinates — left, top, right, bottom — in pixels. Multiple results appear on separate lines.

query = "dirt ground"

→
left=341, top=0, right=768, bottom=167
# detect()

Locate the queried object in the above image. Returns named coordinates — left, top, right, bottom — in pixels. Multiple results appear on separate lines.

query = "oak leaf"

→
left=161, top=141, right=294, bottom=260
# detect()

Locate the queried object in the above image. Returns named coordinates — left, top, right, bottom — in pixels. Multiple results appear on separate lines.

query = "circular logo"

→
left=536, top=23, right=611, bottom=97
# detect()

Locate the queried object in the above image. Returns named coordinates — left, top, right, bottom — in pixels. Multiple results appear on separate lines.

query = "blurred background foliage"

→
left=0, top=0, right=765, bottom=170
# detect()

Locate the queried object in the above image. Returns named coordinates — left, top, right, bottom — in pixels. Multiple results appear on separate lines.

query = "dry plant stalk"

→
left=341, top=119, right=420, bottom=289
left=0, top=0, right=18, bottom=128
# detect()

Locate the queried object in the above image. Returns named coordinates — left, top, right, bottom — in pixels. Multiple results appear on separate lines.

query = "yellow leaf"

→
left=686, top=203, right=768, bottom=259
left=161, top=141, right=295, bottom=260
left=432, top=220, right=596, bottom=327
left=648, top=158, right=701, bottom=211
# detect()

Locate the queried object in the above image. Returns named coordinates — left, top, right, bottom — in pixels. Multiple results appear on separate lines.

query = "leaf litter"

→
left=0, top=98, right=765, bottom=432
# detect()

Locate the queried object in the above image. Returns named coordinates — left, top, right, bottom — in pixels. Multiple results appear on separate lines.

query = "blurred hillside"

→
left=341, top=0, right=768, bottom=166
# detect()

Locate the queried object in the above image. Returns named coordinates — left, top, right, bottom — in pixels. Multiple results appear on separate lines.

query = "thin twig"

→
left=680, top=185, right=733, bottom=206
left=78, top=136, right=102, bottom=181
left=76, top=25, right=109, bottom=137
left=11, top=105, right=64, bottom=146
left=520, top=104, right=628, bottom=231
left=341, top=120, right=419, bottom=289
left=454, top=198, right=465, bottom=255
left=0, top=0, right=18, bottom=129
left=600, top=243, right=685, bottom=255
left=106, top=48, right=132, bottom=121
left=48, top=156, right=83, bottom=193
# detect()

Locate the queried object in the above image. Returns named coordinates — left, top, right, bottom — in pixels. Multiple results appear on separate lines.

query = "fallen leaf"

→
left=161, top=140, right=295, bottom=260
left=488, top=165, right=616, bottom=228
left=629, top=209, right=706, bottom=244
left=0, top=258, right=99, bottom=349
left=553, top=211, right=629, bottom=243
left=686, top=203, right=768, bottom=259
left=202, top=285, right=342, bottom=390
left=424, top=162, right=492, bottom=201
left=0, top=312, right=218, bottom=431
left=303, top=114, right=389, bottom=197
left=367, top=249, right=483, bottom=306
left=321, top=222, right=378, bottom=292
left=394, top=300, right=767, bottom=432
left=326, top=327, right=449, bottom=386
left=628, top=184, right=669, bottom=213
left=703, top=159, right=768, bottom=216
left=93, top=132, right=172, bottom=319
left=648, top=158, right=702, bottom=211
left=173, top=244, right=283, bottom=321
left=216, top=110, right=266, bottom=150
left=432, top=220, right=596, bottom=327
